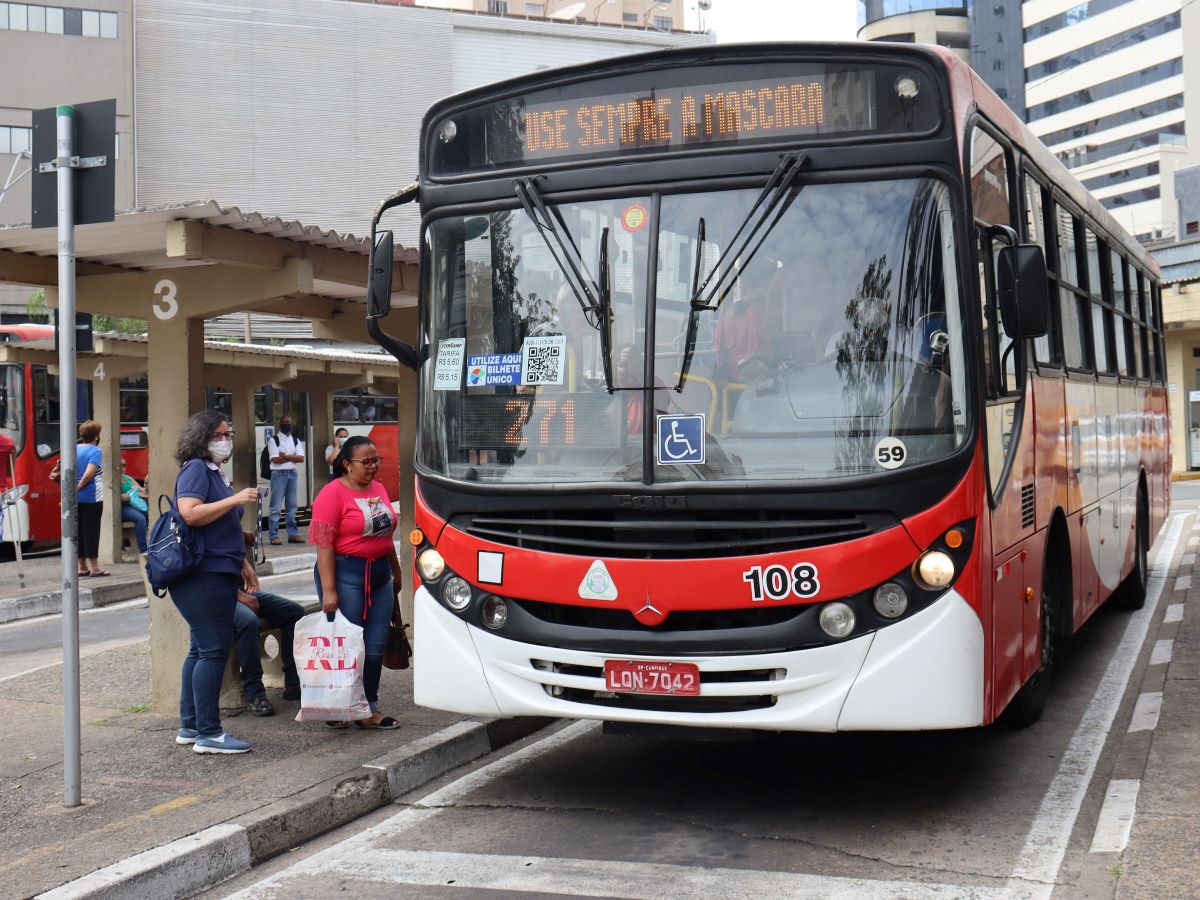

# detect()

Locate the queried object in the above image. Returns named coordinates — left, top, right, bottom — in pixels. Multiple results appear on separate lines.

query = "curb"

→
left=35, top=716, right=552, bottom=900
left=0, top=586, right=95, bottom=624
left=256, top=552, right=316, bottom=577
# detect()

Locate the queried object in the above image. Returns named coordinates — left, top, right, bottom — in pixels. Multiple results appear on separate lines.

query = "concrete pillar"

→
left=93, top=376, right=125, bottom=565
left=232, top=382, right=258, bottom=533
left=310, top=389, right=333, bottom=494
left=147, top=314, right=207, bottom=716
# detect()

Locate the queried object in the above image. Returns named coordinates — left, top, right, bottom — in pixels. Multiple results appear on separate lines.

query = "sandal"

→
left=89, top=570, right=111, bottom=577
left=324, top=720, right=349, bottom=729
left=355, top=716, right=400, bottom=730
left=77, top=571, right=90, bottom=578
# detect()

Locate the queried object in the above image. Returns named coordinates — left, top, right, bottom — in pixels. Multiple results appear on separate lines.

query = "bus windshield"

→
left=420, top=176, right=968, bottom=485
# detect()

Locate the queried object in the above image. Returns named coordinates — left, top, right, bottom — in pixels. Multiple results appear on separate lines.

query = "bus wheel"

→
left=1112, top=493, right=1149, bottom=611
left=1003, top=583, right=1054, bottom=728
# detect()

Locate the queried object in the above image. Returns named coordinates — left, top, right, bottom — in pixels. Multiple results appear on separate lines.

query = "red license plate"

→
left=604, top=660, right=701, bottom=696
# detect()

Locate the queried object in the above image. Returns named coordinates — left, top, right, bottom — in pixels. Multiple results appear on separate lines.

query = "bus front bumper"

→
left=413, top=586, right=984, bottom=732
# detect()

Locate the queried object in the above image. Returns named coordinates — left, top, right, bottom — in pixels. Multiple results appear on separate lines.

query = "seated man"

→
left=233, top=588, right=304, bottom=716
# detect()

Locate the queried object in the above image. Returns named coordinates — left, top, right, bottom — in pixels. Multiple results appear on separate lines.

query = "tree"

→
left=25, top=289, right=49, bottom=322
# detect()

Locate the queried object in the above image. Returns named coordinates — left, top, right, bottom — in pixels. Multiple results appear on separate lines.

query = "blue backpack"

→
left=145, top=494, right=204, bottom=597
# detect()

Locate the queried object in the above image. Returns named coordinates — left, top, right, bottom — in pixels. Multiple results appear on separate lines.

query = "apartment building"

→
left=405, top=0, right=688, bottom=31
left=1022, top=0, right=1199, bottom=242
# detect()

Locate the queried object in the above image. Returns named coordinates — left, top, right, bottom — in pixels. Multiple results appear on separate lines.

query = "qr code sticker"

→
left=521, top=335, right=566, bottom=386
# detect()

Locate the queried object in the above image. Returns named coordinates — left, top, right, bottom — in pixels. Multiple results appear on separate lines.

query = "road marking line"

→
left=223, top=721, right=601, bottom=899
left=287, top=848, right=1019, bottom=900
left=1088, top=780, right=1140, bottom=854
left=1175, top=575, right=1191, bottom=591
left=1006, top=511, right=1180, bottom=896
left=1181, top=553, right=1196, bottom=566
left=1127, top=692, right=1162, bottom=733
left=1164, top=604, right=1183, bottom=623
left=1150, top=639, right=1173, bottom=666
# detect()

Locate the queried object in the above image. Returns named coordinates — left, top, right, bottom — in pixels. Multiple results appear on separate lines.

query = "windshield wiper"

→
left=514, top=176, right=602, bottom=322
left=598, top=226, right=614, bottom=393
left=674, top=153, right=808, bottom=392
left=673, top=216, right=706, bottom=391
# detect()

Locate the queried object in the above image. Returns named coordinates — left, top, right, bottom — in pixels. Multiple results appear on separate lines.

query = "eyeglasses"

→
left=350, top=456, right=383, bottom=467
left=211, top=431, right=236, bottom=442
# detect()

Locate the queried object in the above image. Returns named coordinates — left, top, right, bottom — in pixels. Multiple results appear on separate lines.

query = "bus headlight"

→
left=873, top=582, right=909, bottom=619
left=819, top=602, right=855, bottom=639
left=915, top=551, right=955, bottom=589
left=417, top=549, right=446, bottom=581
left=442, top=576, right=472, bottom=611
left=481, top=595, right=509, bottom=630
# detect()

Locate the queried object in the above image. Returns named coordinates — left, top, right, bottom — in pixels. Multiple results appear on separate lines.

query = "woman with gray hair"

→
left=169, top=409, right=260, bottom=754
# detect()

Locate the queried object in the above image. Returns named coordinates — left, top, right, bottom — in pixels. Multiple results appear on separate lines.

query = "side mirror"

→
left=367, top=230, right=394, bottom=318
left=997, top=244, right=1049, bottom=339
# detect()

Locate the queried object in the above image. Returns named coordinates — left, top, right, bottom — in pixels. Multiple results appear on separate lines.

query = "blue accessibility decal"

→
left=656, top=414, right=705, bottom=465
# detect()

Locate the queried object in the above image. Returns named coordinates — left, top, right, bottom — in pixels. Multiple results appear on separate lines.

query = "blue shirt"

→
left=76, top=444, right=102, bottom=503
left=175, top=458, right=245, bottom=576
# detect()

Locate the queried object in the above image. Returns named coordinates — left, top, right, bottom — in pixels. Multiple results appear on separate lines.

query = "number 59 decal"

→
left=742, top=562, right=820, bottom=601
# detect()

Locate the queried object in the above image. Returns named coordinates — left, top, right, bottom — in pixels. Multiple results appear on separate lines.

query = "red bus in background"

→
left=373, top=43, right=1169, bottom=733
left=0, top=323, right=148, bottom=545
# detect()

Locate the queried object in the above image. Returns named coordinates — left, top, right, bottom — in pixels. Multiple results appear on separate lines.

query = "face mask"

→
left=208, top=441, right=233, bottom=464
left=279, top=424, right=292, bottom=435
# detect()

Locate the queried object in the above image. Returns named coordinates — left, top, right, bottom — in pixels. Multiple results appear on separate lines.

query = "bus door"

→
left=971, top=125, right=1040, bottom=700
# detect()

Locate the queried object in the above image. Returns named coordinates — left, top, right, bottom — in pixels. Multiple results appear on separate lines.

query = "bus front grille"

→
left=460, top=509, right=888, bottom=559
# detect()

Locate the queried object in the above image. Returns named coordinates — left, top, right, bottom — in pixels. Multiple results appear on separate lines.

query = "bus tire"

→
left=1112, top=490, right=1149, bottom=611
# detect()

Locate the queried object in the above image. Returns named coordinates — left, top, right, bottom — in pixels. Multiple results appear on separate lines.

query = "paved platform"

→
left=0, top=631, right=546, bottom=899
left=0, top=532, right=316, bottom=625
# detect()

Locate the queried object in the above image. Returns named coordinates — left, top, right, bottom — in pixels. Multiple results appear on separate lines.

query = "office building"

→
left=402, top=0, right=688, bottom=31
left=857, top=1, right=969, bottom=60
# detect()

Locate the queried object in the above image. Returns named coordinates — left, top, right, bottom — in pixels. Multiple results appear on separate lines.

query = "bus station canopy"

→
left=0, top=200, right=419, bottom=332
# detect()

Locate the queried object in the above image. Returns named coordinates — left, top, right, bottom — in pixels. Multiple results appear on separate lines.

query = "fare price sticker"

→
left=433, top=339, right=466, bottom=391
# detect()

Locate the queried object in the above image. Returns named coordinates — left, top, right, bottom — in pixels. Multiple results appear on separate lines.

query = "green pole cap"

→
left=56, top=104, right=75, bottom=116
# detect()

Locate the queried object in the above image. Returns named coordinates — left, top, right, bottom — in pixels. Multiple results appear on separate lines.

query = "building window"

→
left=0, top=3, right=116, bottom=37
left=526, top=2, right=544, bottom=13
left=487, top=0, right=508, bottom=13
left=0, top=126, right=33, bottom=156
left=652, top=14, right=672, bottom=29
left=1187, top=221, right=1198, bottom=235
left=622, top=12, right=636, bottom=22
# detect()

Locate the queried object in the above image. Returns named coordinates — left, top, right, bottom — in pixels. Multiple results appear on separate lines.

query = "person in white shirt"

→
left=267, top=416, right=305, bottom=544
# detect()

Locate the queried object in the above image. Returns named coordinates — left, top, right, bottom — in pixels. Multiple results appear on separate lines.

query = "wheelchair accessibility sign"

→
left=657, top=414, right=705, bottom=465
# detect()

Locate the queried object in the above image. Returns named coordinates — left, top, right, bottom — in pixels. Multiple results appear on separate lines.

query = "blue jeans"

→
left=233, top=591, right=304, bottom=700
left=121, top=505, right=148, bottom=553
left=314, top=556, right=393, bottom=710
left=170, top=573, right=238, bottom=737
left=269, top=469, right=298, bottom=539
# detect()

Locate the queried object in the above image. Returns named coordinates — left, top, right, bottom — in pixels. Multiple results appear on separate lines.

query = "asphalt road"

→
left=0, top=570, right=319, bottom=683
left=209, top=497, right=1194, bottom=899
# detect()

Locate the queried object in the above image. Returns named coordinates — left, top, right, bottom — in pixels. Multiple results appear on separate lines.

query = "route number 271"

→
left=742, top=563, right=821, bottom=601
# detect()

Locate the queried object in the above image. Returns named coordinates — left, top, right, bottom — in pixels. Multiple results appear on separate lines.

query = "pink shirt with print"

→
left=308, top=478, right=397, bottom=558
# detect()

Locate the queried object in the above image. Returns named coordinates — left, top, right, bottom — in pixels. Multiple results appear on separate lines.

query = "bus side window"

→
left=1084, top=229, right=1111, bottom=374
left=1023, top=173, right=1056, bottom=366
left=970, top=126, right=1018, bottom=398
left=1055, top=205, right=1090, bottom=371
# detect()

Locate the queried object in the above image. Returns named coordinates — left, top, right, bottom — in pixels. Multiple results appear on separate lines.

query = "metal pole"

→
left=56, top=104, right=82, bottom=809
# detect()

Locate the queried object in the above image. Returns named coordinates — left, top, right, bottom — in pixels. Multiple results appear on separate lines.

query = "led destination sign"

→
left=521, top=75, right=848, bottom=158
left=429, top=62, right=939, bottom=175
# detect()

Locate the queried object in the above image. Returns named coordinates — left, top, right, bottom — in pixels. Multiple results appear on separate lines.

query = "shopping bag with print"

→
left=293, top=609, right=370, bottom=722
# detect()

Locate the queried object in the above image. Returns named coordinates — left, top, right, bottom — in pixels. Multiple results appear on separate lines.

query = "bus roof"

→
left=0, top=323, right=55, bottom=343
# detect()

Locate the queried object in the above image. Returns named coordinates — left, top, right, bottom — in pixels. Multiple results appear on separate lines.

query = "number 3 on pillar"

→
left=152, top=279, right=179, bottom=320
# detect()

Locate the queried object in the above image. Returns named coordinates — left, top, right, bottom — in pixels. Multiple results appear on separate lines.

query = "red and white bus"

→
left=367, top=43, right=1168, bottom=731
left=0, top=324, right=150, bottom=545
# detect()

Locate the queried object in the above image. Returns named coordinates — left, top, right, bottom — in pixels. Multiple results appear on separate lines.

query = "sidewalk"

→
left=0, top=532, right=318, bottom=625
left=0, top=632, right=546, bottom=899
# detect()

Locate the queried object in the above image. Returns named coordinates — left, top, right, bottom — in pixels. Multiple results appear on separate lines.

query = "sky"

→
left=692, top=0, right=859, bottom=43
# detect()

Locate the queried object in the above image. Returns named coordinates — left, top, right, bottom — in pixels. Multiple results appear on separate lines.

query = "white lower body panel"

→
left=413, top=586, right=985, bottom=732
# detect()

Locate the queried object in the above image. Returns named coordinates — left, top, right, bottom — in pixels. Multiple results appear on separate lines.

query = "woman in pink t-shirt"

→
left=309, top=436, right=402, bottom=729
